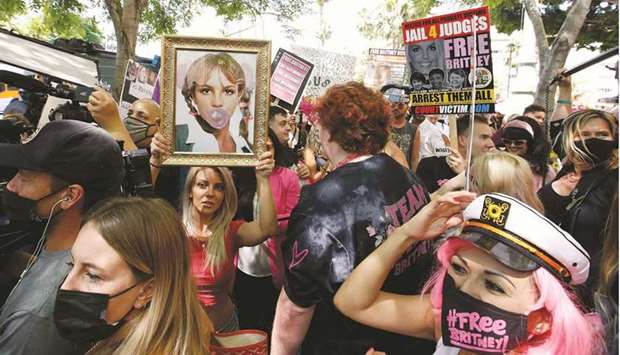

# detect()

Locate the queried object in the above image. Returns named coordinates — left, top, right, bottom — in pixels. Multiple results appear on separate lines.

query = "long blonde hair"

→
left=83, top=197, right=212, bottom=355
left=562, top=109, right=618, bottom=170
left=181, top=167, right=237, bottom=274
left=471, top=151, right=545, bottom=213
left=599, top=194, right=618, bottom=294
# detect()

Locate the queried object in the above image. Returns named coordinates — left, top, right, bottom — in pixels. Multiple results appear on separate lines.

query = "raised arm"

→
left=333, top=191, right=475, bottom=338
left=411, top=128, right=421, bottom=171
left=303, top=147, right=323, bottom=182
left=431, top=172, right=465, bottom=200
left=148, top=132, right=173, bottom=185
left=236, top=150, right=278, bottom=247
left=550, top=69, right=572, bottom=122
left=87, top=88, right=138, bottom=151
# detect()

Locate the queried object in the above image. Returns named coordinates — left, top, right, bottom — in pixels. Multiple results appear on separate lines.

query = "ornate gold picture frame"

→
left=160, top=35, right=271, bottom=166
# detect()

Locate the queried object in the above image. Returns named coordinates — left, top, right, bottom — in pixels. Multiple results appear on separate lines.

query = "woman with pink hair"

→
left=335, top=192, right=603, bottom=355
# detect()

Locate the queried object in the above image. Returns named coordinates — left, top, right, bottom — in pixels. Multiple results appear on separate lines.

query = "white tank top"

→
left=237, top=193, right=272, bottom=277
left=417, top=119, right=450, bottom=161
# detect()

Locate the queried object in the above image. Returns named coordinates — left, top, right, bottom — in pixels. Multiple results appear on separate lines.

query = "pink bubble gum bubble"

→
left=205, top=108, right=230, bottom=129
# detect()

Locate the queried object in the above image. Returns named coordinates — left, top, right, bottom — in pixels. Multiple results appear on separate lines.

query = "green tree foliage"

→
left=359, top=0, right=616, bottom=104
left=1, top=0, right=311, bottom=98
left=24, top=5, right=103, bottom=44
left=0, top=0, right=27, bottom=23
left=488, top=0, right=617, bottom=50
left=358, top=0, right=439, bottom=48
left=359, top=0, right=617, bottom=50
left=139, top=0, right=312, bottom=41
left=0, top=0, right=103, bottom=44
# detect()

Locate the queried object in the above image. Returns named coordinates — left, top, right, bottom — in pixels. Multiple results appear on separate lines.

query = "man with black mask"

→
left=0, top=120, right=123, bottom=354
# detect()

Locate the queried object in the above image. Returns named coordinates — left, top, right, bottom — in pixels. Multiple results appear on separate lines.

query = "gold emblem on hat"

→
left=481, top=196, right=510, bottom=227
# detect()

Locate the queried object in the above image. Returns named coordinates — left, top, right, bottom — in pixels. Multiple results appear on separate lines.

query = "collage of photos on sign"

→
left=406, top=39, right=473, bottom=92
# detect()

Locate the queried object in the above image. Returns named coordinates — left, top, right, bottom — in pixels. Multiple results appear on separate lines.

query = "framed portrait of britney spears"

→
left=160, top=35, right=271, bottom=167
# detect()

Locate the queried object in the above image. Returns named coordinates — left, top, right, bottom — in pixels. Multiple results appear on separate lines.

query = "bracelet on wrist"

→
left=557, top=99, right=571, bottom=105
left=150, top=161, right=162, bottom=168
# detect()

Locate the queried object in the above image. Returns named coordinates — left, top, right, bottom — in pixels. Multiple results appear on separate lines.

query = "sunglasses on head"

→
left=502, top=138, right=528, bottom=147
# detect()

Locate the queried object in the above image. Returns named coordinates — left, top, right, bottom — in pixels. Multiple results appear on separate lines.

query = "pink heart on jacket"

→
left=288, top=241, right=309, bottom=270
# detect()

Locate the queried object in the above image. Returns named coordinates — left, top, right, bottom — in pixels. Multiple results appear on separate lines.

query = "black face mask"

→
left=54, top=282, right=141, bottom=344
left=441, top=275, right=529, bottom=354
left=575, top=138, right=616, bottom=165
left=124, top=116, right=156, bottom=145
left=1, top=188, right=64, bottom=223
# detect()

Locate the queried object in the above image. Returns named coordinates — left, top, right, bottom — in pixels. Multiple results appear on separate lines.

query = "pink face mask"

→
left=441, top=275, right=529, bottom=353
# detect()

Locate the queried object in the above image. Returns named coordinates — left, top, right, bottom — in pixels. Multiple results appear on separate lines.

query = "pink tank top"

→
left=190, top=220, right=244, bottom=307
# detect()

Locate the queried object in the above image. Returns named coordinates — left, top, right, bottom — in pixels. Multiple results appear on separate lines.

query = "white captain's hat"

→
left=460, top=193, right=590, bottom=285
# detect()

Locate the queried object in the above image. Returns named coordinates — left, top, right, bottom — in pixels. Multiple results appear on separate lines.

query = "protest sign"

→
left=290, top=45, right=356, bottom=97
left=402, top=6, right=495, bottom=114
left=270, top=48, right=314, bottom=112
left=364, top=48, right=407, bottom=91
left=119, top=59, right=159, bottom=118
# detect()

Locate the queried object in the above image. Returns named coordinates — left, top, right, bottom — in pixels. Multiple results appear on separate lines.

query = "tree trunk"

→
left=104, top=0, right=144, bottom=101
left=524, top=0, right=593, bottom=106
left=113, top=23, right=138, bottom=100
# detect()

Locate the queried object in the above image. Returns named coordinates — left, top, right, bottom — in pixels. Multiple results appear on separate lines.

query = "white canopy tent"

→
left=0, top=29, right=98, bottom=88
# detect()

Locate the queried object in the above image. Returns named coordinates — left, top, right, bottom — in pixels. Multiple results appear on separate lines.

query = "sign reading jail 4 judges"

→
left=402, top=6, right=495, bottom=115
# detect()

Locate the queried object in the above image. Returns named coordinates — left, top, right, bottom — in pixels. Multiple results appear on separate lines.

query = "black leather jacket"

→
left=539, top=164, right=618, bottom=309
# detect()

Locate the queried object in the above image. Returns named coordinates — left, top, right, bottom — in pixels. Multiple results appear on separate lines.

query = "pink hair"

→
left=424, top=238, right=604, bottom=355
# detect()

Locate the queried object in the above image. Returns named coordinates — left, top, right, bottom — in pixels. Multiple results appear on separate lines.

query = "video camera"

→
left=0, top=29, right=154, bottom=254
left=121, top=147, right=154, bottom=198
left=0, top=70, right=95, bottom=124
left=0, top=28, right=102, bottom=127
left=0, top=115, right=34, bottom=144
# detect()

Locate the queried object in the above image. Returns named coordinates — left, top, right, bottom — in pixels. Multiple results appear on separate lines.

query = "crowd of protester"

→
left=0, top=62, right=617, bottom=355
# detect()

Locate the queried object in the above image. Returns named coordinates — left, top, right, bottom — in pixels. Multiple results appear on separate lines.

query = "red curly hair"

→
left=315, top=82, right=390, bottom=154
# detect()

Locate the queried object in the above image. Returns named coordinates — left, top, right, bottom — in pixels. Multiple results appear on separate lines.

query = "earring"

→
left=527, top=308, right=551, bottom=336
left=533, top=323, right=545, bottom=334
